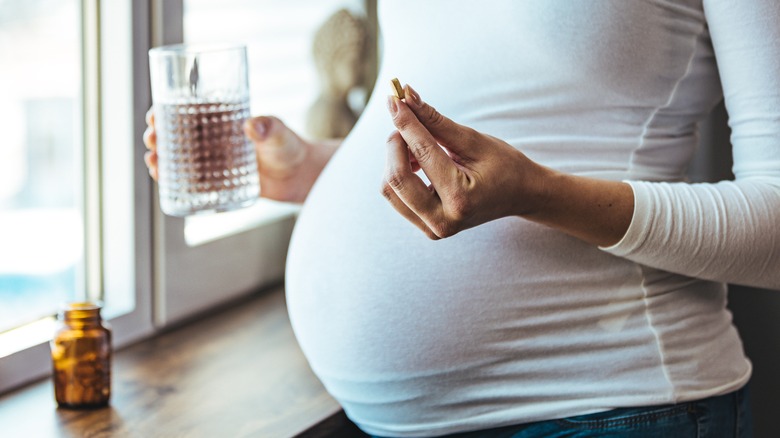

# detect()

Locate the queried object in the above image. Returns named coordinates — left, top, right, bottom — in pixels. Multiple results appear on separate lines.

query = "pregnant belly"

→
left=284, top=182, right=633, bottom=378
left=281, top=141, right=689, bottom=433
left=282, top=123, right=648, bottom=392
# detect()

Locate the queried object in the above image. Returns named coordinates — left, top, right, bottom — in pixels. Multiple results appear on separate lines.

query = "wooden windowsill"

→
left=0, top=285, right=367, bottom=438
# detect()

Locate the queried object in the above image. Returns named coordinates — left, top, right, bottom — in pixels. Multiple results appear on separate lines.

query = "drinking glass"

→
left=149, top=44, right=259, bottom=216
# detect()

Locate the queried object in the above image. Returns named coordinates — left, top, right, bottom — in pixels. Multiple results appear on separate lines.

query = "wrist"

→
left=513, top=163, right=559, bottom=220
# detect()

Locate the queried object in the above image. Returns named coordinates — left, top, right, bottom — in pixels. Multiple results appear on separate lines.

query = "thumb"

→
left=243, top=115, right=308, bottom=172
left=244, top=115, right=290, bottom=149
left=403, top=84, right=475, bottom=157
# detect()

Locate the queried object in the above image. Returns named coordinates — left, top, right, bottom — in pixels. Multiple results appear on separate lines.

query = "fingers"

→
left=408, top=147, right=421, bottom=173
left=144, top=107, right=157, bottom=152
left=144, top=108, right=158, bottom=180
left=143, top=125, right=156, bottom=151
left=388, top=95, right=456, bottom=188
left=144, top=150, right=158, bottom=181
left=381, top=181, right=440, bottom=240
left=145, top=107, right=155, bottom=127
left=383, top=131, right=445, bottom=239
left=403, top=85, right=477, bottom=160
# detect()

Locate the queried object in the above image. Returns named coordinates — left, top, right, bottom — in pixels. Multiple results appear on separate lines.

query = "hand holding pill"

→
left=382, top=81, right=550, bottom=239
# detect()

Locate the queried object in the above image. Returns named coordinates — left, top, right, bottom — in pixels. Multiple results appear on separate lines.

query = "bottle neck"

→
left=61, top=302, right=103, bottom=329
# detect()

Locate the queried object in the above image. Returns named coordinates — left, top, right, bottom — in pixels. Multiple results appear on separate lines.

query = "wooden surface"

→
left=0, top=286, right=364, bottom=438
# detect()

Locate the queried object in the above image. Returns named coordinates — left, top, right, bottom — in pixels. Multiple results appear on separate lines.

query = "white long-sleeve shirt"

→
left=285, top=1, right=780, bottom=436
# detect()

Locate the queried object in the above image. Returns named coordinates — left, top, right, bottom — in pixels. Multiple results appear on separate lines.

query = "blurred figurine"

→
left=306, top=9, right=373, bottom=139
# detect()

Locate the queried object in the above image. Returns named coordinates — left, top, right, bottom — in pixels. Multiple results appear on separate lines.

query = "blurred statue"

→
left=306, top=9, right=374, bottom=139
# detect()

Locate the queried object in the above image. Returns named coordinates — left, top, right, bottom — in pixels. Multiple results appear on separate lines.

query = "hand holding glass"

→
left=148, top=44, right=259, bottom=216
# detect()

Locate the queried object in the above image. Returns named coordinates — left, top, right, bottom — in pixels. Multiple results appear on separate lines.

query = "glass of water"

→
left=148, top=44, right=259, bottom=216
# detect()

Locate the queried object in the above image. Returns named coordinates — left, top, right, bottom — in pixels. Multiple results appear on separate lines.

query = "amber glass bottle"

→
left=50, top=302, right=112, bottom=408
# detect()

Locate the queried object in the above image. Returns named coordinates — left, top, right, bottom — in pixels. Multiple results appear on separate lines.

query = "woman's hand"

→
left=382, top=85, right=550, bottom=239
left=142, top=110, right=160, bottom=181
left=242, top=115, right=339, bottom=203
left=382, top=85, right=634, bottom=246
left=143, top=110, right=339, bottom=204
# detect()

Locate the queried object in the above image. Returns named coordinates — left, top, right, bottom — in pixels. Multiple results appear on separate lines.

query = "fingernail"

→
left=387, top=95, right=399, bottom=115
left=252, top=118, right=268, bottom=138
left=406, top=85, right=421, bottom=108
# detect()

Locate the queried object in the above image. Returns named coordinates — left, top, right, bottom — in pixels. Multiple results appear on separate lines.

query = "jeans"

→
left=372, top=384, right=753, bottom=438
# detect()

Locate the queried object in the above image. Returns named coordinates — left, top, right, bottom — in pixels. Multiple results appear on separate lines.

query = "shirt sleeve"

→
left=600, top=0, right=780, bottom=290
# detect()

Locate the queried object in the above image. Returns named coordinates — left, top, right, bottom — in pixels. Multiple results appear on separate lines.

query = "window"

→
left=0, top=0, right=83, bottom=337
left=0, top=0, right=153, bottom=394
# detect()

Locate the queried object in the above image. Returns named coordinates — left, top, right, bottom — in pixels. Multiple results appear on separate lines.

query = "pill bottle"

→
left=50, top=302, right=112, bottom=409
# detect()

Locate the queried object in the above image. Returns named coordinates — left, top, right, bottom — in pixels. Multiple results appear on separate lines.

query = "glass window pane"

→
left=0, top=0, right=83, bottom=333
left=183, top=0, right=362, bottom=134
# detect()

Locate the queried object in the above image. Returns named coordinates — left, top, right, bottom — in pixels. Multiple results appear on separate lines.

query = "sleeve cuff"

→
left=599, top=180, right=654, bottom=257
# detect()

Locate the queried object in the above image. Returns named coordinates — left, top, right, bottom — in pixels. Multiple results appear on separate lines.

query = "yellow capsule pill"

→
left=390, top=78, right=405, bottom=99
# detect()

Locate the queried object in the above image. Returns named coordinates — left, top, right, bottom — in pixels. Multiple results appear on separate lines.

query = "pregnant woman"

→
left=146, top=1, right=779, bottom=436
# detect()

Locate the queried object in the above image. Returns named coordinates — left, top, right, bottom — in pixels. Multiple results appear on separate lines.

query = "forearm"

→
left=524, top=167, right=780, bottom=289
left=522, top=169, right=634, bottom=248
